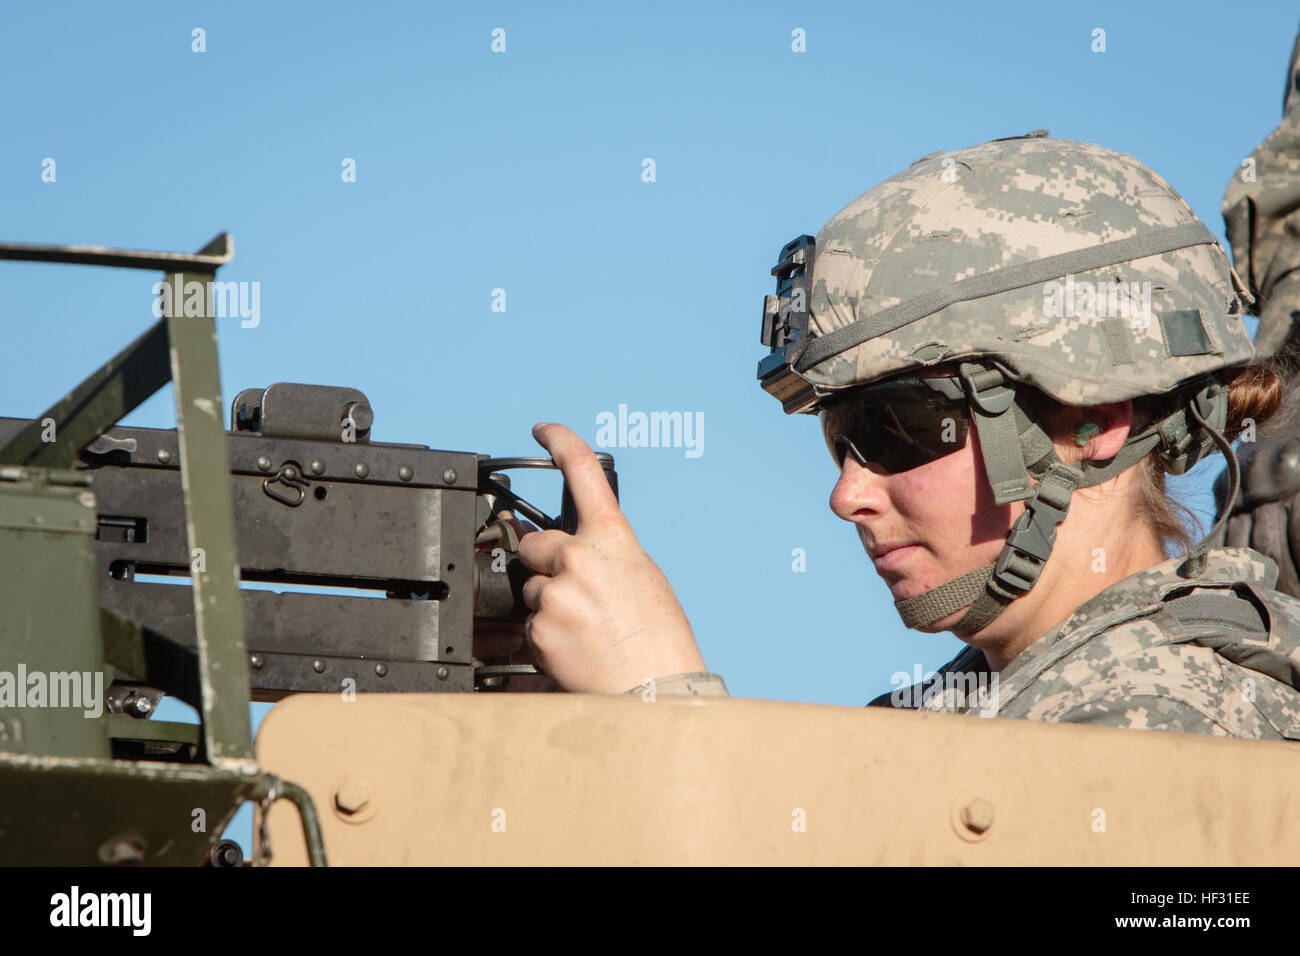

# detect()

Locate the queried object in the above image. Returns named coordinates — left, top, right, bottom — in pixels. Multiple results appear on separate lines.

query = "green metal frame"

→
left=0, top=234, right=325, bottom=865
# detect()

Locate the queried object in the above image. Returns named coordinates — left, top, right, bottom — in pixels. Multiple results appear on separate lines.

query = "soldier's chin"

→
left=893, top=603, right=973, bottom=634
left=910, top=612, right=964, bottom=634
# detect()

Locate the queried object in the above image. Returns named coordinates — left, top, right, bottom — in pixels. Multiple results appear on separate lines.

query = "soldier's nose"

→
left=829, top=455, right=890, bottom=522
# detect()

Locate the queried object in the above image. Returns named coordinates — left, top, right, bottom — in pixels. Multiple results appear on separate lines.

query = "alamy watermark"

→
left=0, top=665, right=104, bottom=718
left=1042, top=274, right=1152, bottom=328
left=595, top=404, right=703, bottom=459
left=889, top=664, right=999, bottom=716
left=50, top=886, right=150, bottom=935
left=152, top=279, right=260, bottom=328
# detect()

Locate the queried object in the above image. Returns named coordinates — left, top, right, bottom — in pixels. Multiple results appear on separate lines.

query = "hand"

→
left=472, top=512, right=559, bottom=692
left=514, top=422, right=706, bottom=694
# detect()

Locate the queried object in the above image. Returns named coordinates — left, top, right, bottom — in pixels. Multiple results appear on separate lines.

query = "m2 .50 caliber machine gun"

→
left=0, top=234, right=614, bottom=866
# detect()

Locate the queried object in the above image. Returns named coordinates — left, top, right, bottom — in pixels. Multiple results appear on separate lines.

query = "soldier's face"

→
left=827, top=414, right=1019, bottom=630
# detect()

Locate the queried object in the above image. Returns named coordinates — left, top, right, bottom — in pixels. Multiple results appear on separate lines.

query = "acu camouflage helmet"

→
left=757, top=132, right=1255, bottom=635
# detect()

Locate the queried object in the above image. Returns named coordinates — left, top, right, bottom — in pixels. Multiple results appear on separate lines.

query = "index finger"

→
left=531, top=422, right=623, bottom=530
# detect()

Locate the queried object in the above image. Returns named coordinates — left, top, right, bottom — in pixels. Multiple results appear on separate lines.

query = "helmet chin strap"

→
left=893, top=366, right=1237, bottom=637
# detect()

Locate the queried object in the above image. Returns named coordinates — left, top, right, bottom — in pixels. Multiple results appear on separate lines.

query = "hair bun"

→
left=1225, top=360, right=1291, bottom=442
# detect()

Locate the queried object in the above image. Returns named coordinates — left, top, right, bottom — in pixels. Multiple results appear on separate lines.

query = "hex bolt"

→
left=375, top=663, right=388, bottom=677
left=399, top=466, right=414, bottom=482
left=256, top=456, right=272, bottom=472
left=310, top=459, right=325, bottom=475
left=354, top=463, right=369, bottom=479
left=156, top=448, right=173, bottom=464
left=436, top=666, right=449, bottom=681
left=313, top=659, right=326, bottom=673
left=334, top=779, right=371, bottom=816
left=442, top=468, right=457, bottom=484
left=960, top=798, right=995, bottom=835
left=249, top=653, right=264, bottom=669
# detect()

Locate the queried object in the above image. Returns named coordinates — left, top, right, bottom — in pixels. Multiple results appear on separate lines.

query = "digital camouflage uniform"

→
left=1215, top=25, right=1300, bottom=597
left=889, top=548, right=1300, bottom=739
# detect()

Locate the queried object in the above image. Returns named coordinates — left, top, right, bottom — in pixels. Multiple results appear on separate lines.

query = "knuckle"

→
left=524, top=614, right=554, bottom=655
left=555, top=541, right=589, bottom=575
left=521, top=574, right=545, bottom=609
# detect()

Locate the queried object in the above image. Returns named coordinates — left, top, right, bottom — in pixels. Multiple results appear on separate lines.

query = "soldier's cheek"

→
left=891, top=445, right=981, bottom=518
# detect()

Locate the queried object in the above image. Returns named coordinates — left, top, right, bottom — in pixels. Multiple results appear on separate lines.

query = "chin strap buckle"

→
left=992, top=467, right=1078, bottom=594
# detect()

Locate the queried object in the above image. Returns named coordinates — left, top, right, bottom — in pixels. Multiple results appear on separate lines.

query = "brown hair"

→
left=1025, top=359, right=1292, bottom=557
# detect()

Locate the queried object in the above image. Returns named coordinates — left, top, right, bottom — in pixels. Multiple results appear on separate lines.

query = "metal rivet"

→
left=156, top=448, right=173, bottom=464
left=249, top=654, right=264, bottom=669
left=375, top=663, right=388, bottom=677
left=124, top=695, right=153, bottom=718
left=960, top=798, right=995, bottom=835
left=256, top=456, right=272, bottom=472
left=310, top=460, right=325, bottom=475
left=398, top=466, right=413, bottom=482
left=442, top=468, right=457, bottom=484
left=77, top=491, right=96, bottom=509
left=436, top=666, right=449, bottom=681
left=354, top=463, right=369, bottom=479
left=313, top=659, right=326, bottom=673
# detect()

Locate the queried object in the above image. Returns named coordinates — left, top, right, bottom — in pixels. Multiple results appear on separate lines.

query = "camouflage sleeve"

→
left=1053, top=695, right=1228, bottom=735
left=622, top=671, right=729, bottom=697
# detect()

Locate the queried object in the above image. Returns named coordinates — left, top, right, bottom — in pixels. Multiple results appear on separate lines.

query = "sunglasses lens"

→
left=821, top=386, right=969, bottom=474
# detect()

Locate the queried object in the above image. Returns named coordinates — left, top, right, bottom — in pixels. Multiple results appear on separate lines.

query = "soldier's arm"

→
left=623, top=672, right=730, bottom=697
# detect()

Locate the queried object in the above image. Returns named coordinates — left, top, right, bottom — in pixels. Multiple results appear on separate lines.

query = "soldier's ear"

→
left=1078, top=400, right=1133, bottom=462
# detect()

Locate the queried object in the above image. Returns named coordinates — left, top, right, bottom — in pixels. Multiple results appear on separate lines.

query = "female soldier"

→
left=508, top=133, right=1300, bottom=739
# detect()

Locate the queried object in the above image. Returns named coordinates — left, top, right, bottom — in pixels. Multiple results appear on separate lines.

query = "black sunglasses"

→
left=820, top=375, right=972, bottom=475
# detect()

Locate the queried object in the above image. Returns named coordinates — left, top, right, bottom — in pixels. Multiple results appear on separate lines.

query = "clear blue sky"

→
left=3, top=0, right=1295, bottom=853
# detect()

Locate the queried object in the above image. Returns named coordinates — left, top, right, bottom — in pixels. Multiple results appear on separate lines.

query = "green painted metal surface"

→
left=0, top=234, right=325, bottom=865
left=0, top=468, right=109, bottom=758
left=165, top=289, right=253, bottom=763
left=0, top=754, right=257, bottom=865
